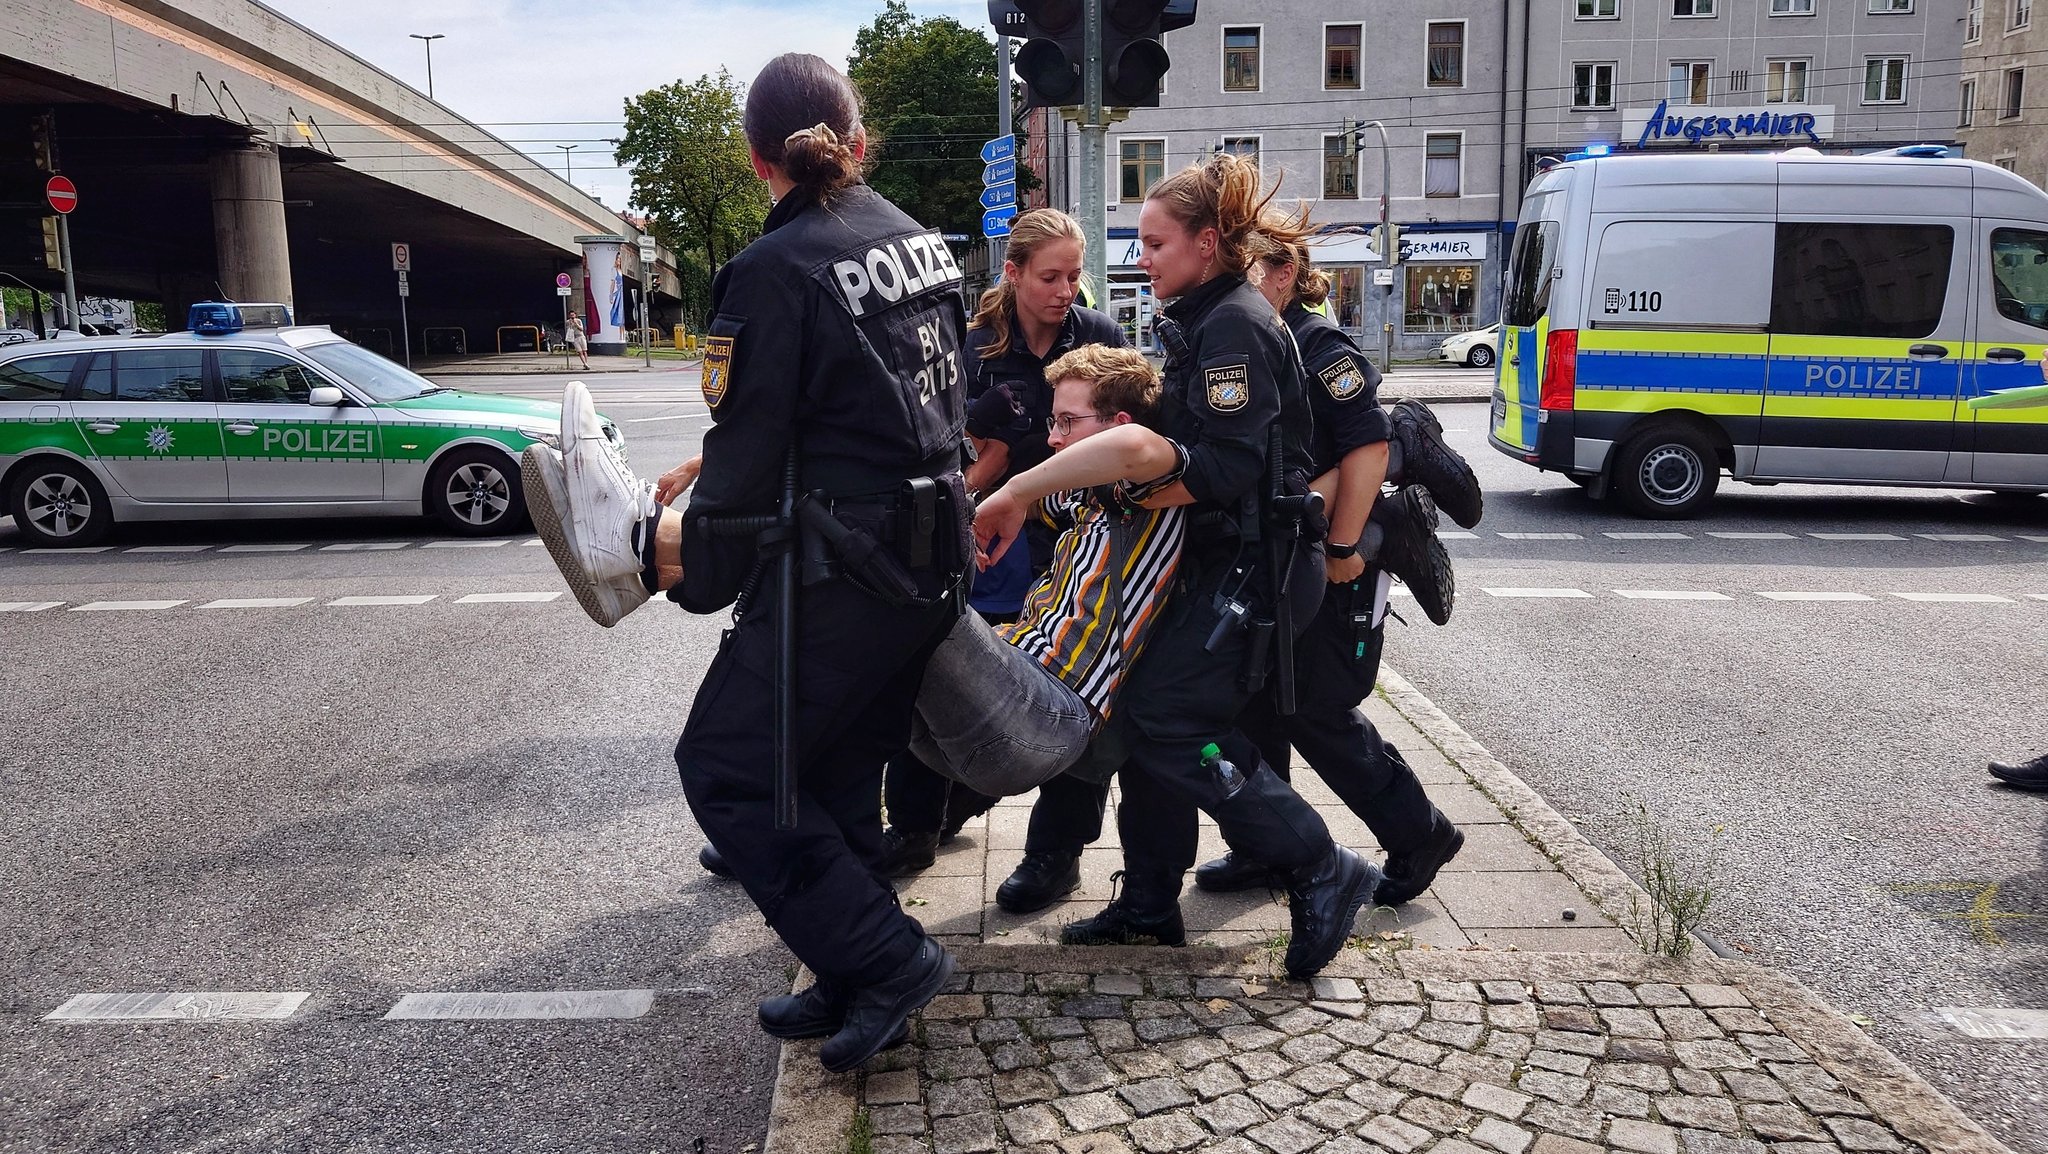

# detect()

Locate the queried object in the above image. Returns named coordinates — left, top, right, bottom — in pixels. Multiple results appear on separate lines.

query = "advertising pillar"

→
left=575, top=234, right=629, bottom=356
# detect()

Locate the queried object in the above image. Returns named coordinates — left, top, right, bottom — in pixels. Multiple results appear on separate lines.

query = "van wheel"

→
left=1615, top=425, right=1719, bottom=519
left=427, top=447, right=525, bottom=535
left=1466, top=344, right=1495, bottom=369
left=9, top=458, right=113, bottom=548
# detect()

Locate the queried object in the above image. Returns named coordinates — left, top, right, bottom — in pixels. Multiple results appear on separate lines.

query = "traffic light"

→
left=992, top=0, right=1197, bottom=111
left=30, top=113, right=55, bottom=173
left=1009, top=0, right=1085, bottom=111
left=1101, top=0, right=1196, bottom=108
left=1373, top=223, right=1402, bottom=267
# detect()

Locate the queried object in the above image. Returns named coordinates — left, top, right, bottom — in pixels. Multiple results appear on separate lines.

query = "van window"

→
left=1592, top=221, right=1774, bottom=328
left=1770, top=222, right=1953, bottom=339
left=0, top=353, right=82, bottom=401
left=1504, top=221, right=1561, bottom=327
left=1990, top=228, right=2048, bottom=330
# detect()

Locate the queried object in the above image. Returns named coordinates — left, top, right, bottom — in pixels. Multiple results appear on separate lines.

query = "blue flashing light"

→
left=187, top=301, right=293, bottom=334
left=1564, top=144, right=1614, bottom=162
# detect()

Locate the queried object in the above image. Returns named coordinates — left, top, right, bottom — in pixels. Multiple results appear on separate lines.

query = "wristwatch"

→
left=1325, top=541, right=1359, bottom=560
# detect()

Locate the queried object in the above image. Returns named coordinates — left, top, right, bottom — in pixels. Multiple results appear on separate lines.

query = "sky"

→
left=262, top=0, right=994, bottom=212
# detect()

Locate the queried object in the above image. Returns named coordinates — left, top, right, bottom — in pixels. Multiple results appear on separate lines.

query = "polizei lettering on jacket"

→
left=830, top=232, right=963, bottom=317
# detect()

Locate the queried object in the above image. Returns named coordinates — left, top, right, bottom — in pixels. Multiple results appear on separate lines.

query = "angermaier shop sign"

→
left=1624, top=101, right=1835, bottom=148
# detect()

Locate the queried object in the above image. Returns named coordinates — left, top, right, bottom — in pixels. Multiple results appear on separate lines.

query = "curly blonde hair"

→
left=1044, top=345, right=1160, bottom=422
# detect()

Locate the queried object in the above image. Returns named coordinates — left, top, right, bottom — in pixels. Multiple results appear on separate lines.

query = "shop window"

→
left=1331, top=267, right=1365, bottom=331
left=1325, top=24, right=1360, bottom=90
left=1405, top=265, right=1479, bottom=335
left=1770, top=222, right=1953, bottom=340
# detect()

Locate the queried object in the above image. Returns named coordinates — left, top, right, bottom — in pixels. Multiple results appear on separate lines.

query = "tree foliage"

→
left=615, top=68, right=768, bottom=315
left=848, top=1, right=1000, bottom=237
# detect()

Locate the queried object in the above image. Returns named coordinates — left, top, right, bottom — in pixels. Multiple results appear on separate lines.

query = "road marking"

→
left=70, top=600, right=186, bottom=611
left=124, top=545, right=211, bottom=553
left=22, top=546, right=114, bottom=554
left=0, top=601, right=63, bottom=612
left=1602, top=531, right=1692, bottom=540
left=1708, top=531, right=1796, bottom=540
left=2030, top=594, right=2048, bottom=602
left=1930, top=1007, right=2048, bottom=1041
left=455, top=592, right=562, bottom=603
left=1615, top=590, right=1732, bottom=601
left=1891, top=592, right=2014, bottom=603
left=1499, top=532, right=1582, bottom=540
left=46, top=992, right=309, bottom=1022
left=1917, top=533, right=2006, bottom=542
left=422, top=540, right=509, bottom=549
left=1757, top=591, right=1873, bottom=602
left=200, top=597, right=316, bottom=609
left=1809, top=533, right=1906, bottom=541
left=1438, top=531, right=1479, bottom=539
left=219, top=543, right=311, bottom=553
left=2021, top=535, right=2048, bottom=544
left=319, top=542, right=410, bottom=551
left=624, top=414, right=702, bottom=423
left=1482, top=587, right=1593, bottom=598
left=327, top=595, right=437, bottom=606
left=521, top=539, right=547, bottom=547
left=383, top=990, right=654, bottom=1020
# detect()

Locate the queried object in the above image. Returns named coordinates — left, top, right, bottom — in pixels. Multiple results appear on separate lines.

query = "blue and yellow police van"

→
left=1489, top=150, right=2048, bottom=517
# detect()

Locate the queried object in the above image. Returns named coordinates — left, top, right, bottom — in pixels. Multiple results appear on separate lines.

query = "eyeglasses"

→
left=1046, top=412, right=1111, bottom=435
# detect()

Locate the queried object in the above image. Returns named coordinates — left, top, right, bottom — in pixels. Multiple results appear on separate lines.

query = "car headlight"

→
left=519, top=427, right=561, bottom=450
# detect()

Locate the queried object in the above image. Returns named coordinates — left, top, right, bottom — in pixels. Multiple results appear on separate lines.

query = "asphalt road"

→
left=2, top=379, right=2043, bottom=1151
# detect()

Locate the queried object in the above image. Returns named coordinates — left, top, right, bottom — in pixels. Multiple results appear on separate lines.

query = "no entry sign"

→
left=46, top=175, right=77, bottom=215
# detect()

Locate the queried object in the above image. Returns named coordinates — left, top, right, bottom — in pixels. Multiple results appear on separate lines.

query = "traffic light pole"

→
left=1077, top=0, right=1108, bottom=303
left=55, top=214, right=78, bottom=333
left=1359, top=119, right=1393, bottom=375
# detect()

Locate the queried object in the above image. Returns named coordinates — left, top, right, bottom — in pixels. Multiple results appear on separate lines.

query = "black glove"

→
left=965, top=383, right=1027, bottom=442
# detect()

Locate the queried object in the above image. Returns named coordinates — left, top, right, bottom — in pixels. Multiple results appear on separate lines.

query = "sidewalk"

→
left=759, top=670, right=2013, bottom=1154
left=413, top=352, right=695, bottom=376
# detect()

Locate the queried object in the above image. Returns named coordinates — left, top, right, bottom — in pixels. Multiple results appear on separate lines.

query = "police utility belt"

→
left=797, top=477, right=965, bottom=608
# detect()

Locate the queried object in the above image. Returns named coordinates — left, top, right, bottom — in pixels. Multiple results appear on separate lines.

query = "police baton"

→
left=1266, top=427, right=1323, bottom=717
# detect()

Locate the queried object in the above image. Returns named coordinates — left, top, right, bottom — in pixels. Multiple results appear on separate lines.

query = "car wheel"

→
left=9, top=458, right=113, bottom=547
left=1614, top=424, right=1720, bottom=519
left=1466, top=344, right=1495, bottom=369
left=427, top=447, right=525, bottom=535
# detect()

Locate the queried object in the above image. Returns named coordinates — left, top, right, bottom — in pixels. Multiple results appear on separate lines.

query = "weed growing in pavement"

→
left=1619, top=796, right=1722, bottom=959
left=844, top=1108, right=874, bottom=1154
left=1252, top=933, right=1291, bottom=978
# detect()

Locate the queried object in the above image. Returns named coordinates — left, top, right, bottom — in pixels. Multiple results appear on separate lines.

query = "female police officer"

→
left=646, top=54, right=969, bottom=1073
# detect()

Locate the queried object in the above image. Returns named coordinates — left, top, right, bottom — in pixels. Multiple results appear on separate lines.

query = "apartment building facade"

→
left=1956, top=0, right=2048, bottom=182
left=1036, top=0, right=1963, bottom=357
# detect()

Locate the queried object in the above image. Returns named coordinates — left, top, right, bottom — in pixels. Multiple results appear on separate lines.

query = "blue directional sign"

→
left=980, top=182, right=1017, bottom=210
left=980, top=134, right=1016, bottom=164
left=982, top=158, right=1016, bottom=186
left=983, top=205, right=1018, bottom=239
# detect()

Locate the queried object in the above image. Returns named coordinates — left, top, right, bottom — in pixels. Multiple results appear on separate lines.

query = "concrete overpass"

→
left=0, top=0, right=676, bottom=355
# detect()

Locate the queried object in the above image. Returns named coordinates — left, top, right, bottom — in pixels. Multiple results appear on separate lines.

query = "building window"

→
left=1674, top=0, right=1715, bottom=15
left=1669, top=62, right=1712, bottom=104
left=1868, top=0, right=1911, bottom=11
left=1426, top=22, right=1465, bottom=87
left=1769, top=0, right=1814, bottom=13
left=1325, top=24, right=1360, bottom=90
left=1864, top=57, right=1907, bottom=104
left=1766, top=58, right=1809, bottom=103
left=1405, top=265, right=1479, bottom=334
left=1577, top=0, right=1619, bottom=17
left=1220, top=136, right=1260, bottom=167
left=1995, top=155, right=2018, bottom=172
left=2014, top=0, right=2033, bottom=30
left=1322, top=135, right=1358, bottom=199
left=1119, top=139, right=1164, bottom=202
left=1573, top=63, right=1617, bottom=110
left=2003, top=68, right=2025, bottom=119
left=1770, top=222, right=1955, bottom=340
left=1425, top=134, right=1462, bottom=198
left=1960, top=79, right=1976, bottom=128
left=1223, top=27, right=1260, bottom=91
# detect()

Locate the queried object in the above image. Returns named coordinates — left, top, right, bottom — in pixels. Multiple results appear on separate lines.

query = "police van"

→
left=1489, top=150, right=2048, bottom=517
left=0, top=303, right=621, bottom=547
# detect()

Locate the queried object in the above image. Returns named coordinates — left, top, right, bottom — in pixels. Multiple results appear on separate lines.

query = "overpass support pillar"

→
left=210, top=144, right=294, bottom=308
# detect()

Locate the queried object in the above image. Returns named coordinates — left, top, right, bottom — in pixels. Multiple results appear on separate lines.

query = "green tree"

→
left=848, top=1, right=1000, bottom=237
left=615, top=69, right=768, bottom=285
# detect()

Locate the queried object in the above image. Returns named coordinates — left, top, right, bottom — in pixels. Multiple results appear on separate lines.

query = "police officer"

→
left=1193, top=231, right=1471, bottom=903
left=1057, top=154, right=1379, bottom=979
left=667, top=54, right=970, bottom=1073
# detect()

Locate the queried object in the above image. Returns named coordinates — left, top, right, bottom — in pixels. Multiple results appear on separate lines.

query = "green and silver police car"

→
left=0, top=302, right=620, bottom=547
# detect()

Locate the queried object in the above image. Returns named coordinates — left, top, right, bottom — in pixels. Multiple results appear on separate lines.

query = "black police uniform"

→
left=1109, top=274, right=1336, bottom=885
left=674, top=183, right=970, bottom=991
left=1236, top=303, right=1440, bottom=863
left=882, top=305, right=1127, bottom=846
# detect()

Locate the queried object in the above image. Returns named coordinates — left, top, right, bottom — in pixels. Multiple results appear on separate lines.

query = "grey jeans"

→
left=910, top=611, right=1097, bottom=797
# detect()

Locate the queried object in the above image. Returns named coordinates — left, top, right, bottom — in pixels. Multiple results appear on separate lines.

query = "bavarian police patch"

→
left=1205, top=363, right=1250, bottom=413
left=1319, top=355, right=1367, bottom=402
left=701, top=335, right=734, bottom=409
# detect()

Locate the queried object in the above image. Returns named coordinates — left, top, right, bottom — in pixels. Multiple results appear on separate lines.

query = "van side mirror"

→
left=308, top=386, right=344, bottom=406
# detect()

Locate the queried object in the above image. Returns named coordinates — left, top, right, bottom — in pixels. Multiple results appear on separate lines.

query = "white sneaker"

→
left=523, top=444, right=649, bottom=628
left=559, top=380, right=654, bottom=581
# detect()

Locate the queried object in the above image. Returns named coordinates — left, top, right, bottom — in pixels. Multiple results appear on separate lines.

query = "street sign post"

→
left=983, top=206, right=1018, bottom=238
left=980, top=134, right=1015, bottom=164
left=45, top=175, right=76, bottom=214
left=980, top=183, right=1017, bottom=210
left=556, top=274, right=573, bottom=367
left=391, top=242, right=411, bottom=272
left=982, top=158, right=1015, bottom=185
left=45, top=176, right=79, bottom=331
left=392, top=247, right=412, bottom=367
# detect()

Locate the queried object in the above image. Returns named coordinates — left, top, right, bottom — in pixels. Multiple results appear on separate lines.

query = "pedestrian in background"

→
left=566, top=313, right=590, bottom=370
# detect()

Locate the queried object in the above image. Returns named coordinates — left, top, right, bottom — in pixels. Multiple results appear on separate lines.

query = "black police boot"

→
left=818, top=935, right=955, bottom=1073
left=1060, top=870, right=1187, bottom=947
left=698, top=844, right=735, bottom=879
left=1193, top=852, right=1289, bottom=893
left=1368, top=486, right=1456, bottom=626
left=1391, top=398, right=1484, bottom=528
left=996, top=850, right=1082, bottom=913
left=757, top=977, right=848, bottom=1040
left=1283, top=845, right=1384, bottom=979
left=1376, top=813, right=1466, bottom=907
left=1989, top=752, right=2048, bottom=791
left=873, top=827, right=939, bottom=877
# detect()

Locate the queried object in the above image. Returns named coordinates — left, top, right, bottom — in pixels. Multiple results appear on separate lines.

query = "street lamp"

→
left=556, top=144, right=578, bottom=184
left=409, top=33, right=444, bottom=99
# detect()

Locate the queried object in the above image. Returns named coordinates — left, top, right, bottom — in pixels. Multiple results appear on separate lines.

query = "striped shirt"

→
left=997, top=492, right=1184, bottom=717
